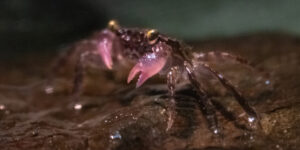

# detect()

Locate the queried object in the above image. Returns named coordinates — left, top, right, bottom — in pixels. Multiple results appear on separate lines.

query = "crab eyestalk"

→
left=107, top=20, right=120, bottom=32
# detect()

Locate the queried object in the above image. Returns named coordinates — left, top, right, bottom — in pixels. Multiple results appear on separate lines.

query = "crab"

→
left=50, top=20, right=259, bottom=134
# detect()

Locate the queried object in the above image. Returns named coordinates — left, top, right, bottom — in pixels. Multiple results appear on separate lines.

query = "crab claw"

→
left=127, top=53, right=168, bottom=87
left=97, top=30, right=116, bottom=70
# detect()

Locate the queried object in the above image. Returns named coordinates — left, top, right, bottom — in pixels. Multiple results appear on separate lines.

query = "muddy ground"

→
left=0, top=33, right=299, bottom=150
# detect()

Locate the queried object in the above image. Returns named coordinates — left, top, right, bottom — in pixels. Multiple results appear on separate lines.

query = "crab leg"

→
left=165, top=66, right=179, bottom=131
left=193, top=51, right=254, bottom=69
left=199, top=63, right=258, bottom=119
left=72, top=51, right=100, bottom=98
left=184, top=61, right=220, bottom=135
left=47, top=43, right=84, bottom=88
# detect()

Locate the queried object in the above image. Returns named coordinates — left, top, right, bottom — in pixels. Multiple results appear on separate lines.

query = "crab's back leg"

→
left=167, top=66, right=179, bottom=97
left=193, top=51, right=254, bottom=70
left=199, top=63, right=258, bottom=120
left=210, top=99, right=250, bottom=131
left=72, top=51, right=101, bottom=98
left=50, top=46, right=76, bottom=75
left=47, top=43, right=84, bottom=86
left=184, top=61, right=220, bottom=135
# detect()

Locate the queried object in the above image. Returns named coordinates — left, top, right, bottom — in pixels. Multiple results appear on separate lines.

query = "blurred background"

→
left=1, top=0, right=300, bottom=58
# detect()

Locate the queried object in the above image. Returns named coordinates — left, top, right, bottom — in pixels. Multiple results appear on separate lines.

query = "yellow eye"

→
left=146, top=29, right=159, bottom=44
left=107, top=20, right=119, bottom=31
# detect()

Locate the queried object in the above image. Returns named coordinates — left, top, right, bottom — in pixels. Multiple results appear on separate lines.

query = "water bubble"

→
left=125, top=36, right=130, bottom=41
left=250, top=135, right=254, bottom=140
left=77, top=123, right=83, bottom=128
left=218, top=74, right=223, bottom=79
left=5, top=110, right=10, bottom=115
left=213, top=129, right=219, bottom=134
left=44, top=86, right=54, bottom=94
left=265, top=80, right=270, bottom=85
left=198, top=53, right=205, bottom=58
left=0, top=104, right=6, bottom=110
left=110, top=131, right=122, bottom=140
left=31, top=131, right=39, bottom=137
left=276, top=144, right=282, bottom=150
left=74, top=104, right=82, bottom=110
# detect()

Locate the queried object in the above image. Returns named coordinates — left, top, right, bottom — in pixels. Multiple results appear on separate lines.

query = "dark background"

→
left=1, top=0, right=300, bottom=58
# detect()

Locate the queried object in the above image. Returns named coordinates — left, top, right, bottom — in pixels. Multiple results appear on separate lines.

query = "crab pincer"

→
left=97, top=30, right=116, bottom=70
left=127, top=51, right=169, bottom=87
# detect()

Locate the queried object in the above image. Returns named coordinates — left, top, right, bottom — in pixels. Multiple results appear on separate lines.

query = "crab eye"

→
left=146, top=29, right=159, bottom=45
left=107, top=20, right=120, bottom=32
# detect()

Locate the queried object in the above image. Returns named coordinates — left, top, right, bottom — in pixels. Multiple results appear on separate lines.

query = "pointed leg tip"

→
left=136, top=82, right=142, bottom=88
left=136, top=78, right=143, bottom=88
left=127, top=78, right=132, bottom=84
left=107, top=65, right=113, bottom=70
left=127, top=65, right=141, bottom=84
left=127, top=72, right=136, bottom=84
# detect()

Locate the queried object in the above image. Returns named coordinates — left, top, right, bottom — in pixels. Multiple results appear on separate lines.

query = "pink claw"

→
left=127, top=53, right=168, bottom=87
left=98, top=30, right=115, bottom=70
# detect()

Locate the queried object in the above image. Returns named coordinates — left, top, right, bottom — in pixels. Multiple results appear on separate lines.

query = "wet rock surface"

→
left=0, top=33, right=299, bottom=150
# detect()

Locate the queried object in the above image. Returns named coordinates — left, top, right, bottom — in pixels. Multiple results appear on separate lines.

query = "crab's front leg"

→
left=126, top=47, right=181, bottom=130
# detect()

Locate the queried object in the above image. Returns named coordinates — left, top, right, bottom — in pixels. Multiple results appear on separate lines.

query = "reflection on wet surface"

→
left=0, top=33, right=300, bottom=150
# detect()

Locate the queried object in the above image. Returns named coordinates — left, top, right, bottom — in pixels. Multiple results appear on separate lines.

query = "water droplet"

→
left=31, top=131, right=38, bottom=137
left=160, top=109, right=166, bottom=115
left=265, top=80, right=270, bottom=85
left=221, top=52, right=229, bottom=56
left=155, top=47, right=160, bottom=52
left=74, top=104, right=82, bottom=110
left=248, top=116, right=255, bottom=123
left=250, top=135, right=254, bottom=140
left=44, top=86, right=54, bottom=94
left=213, top=129, right=219, bottom=134
left=0, top=104, right=6, bottom=110
left=125, top=36, right=130, bottom=41
left=147, top=53, right=156, bottom=59
left=218, top=74, right=223, bottom=79
left=198, top=53, right=205, bottom=58
left=110, top=131, right=122, bottom=140
left=5, top=110, right=10, bottom=115
left=276, top=144, right=282, bottom=149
